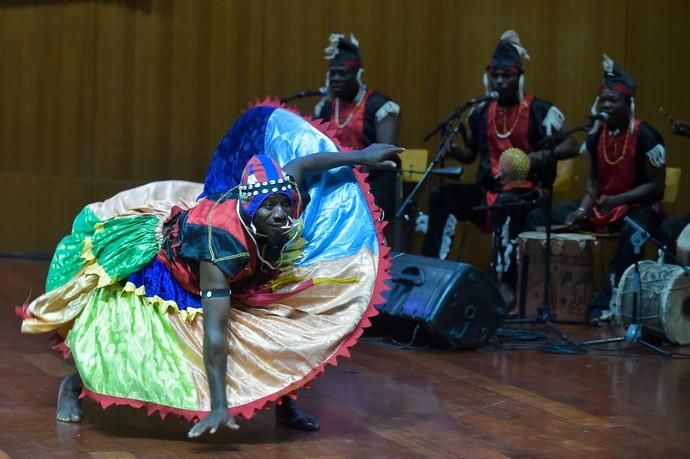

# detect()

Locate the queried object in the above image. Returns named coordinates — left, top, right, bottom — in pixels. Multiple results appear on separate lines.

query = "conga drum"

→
left=517, top=232, right=595, bottom=322
left=677, top=223, right=690, bottom=265
left=614, top=260, right=690, bottom=345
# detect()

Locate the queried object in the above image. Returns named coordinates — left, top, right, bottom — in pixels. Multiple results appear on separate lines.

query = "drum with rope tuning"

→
left=613, top=260, right=690, bottom=345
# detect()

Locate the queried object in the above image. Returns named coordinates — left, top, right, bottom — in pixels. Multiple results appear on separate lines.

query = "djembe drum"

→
left=516, top=232, right=595, bottom=322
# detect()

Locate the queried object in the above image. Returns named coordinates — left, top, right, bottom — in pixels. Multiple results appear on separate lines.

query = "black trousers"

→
left=526, top=201, right=660, bottom=306
left=422, top=183, right=536, bottom=287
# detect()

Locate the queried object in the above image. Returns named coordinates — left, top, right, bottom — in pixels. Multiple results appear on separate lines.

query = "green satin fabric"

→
left=90, top=214, right=161, bottom=281
left=69, top=285, right=199, bottom=410
left=46, top=206, right=100, bottom=292
left=46, top=210, right=161, bottom=292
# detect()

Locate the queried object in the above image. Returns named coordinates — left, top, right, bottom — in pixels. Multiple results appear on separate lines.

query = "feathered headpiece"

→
left=324, top=33, right=362, bottom=69
left=601, top=54, right=636, bottom=98
left=589, top=54, right=636, bottom=134
left=483, top=30, right=530, bottom=100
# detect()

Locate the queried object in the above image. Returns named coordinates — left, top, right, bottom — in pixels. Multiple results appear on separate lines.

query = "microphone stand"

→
left=394, top=104, right=471, bottom=251
left=579, top=230, right=672, bottom=355
left=422, top=102, right=469, bottom=143
left=503, top=120, right=594, bottom=342
left=578, top=217, right=681, bottom=356
left=394, top=96, right=495, bottom=249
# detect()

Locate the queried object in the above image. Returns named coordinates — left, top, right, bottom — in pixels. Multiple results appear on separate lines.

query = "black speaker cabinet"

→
left=377, top=253, right=506, bottom=350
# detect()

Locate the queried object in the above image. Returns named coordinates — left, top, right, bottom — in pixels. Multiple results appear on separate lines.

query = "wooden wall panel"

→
left=626, top=0, right=690, bottom=215
left=91, top=0, right=265, bottom=184
left=1, top=0, right=689, bottom=257
left=0, top=177, right=91, bottom=251
left=204, top=1, right=266, bottom=154
left=0, top=1, right=95, bottom=178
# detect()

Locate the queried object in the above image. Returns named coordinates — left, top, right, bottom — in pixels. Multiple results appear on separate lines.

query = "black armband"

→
left=199, top=288, right=231, bottom=299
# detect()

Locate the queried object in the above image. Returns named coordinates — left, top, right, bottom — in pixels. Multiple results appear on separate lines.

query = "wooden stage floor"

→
left=1, top=259, right=689, bottom=459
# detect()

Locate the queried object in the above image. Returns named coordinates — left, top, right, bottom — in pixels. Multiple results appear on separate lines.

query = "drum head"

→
left=553, top=233, right=596, bottom=242
left=518, top=231, right=547, bottom=241
left=677, top=224, right=690, bottom=265
left=677, top=224, right=690, bottom=252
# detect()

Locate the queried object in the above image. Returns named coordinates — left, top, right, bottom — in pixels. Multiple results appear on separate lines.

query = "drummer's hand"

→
left=595, top=195, right=621, bottom=214
left=565, top=208, right=587, bottom=227
left=672, top=120, right=690, bottom=138
left=528, top=150, right=549, bottom=170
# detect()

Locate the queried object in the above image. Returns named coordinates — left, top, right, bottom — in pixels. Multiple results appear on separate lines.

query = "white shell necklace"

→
left=334, top=86, right=367, bottom=129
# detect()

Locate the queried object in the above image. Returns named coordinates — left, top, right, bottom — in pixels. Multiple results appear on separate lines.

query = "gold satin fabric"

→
left=168, top=249, right=378, bottom=411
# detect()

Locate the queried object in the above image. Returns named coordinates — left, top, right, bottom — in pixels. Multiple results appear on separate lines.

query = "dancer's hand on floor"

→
left=188, top=408, right=239, bottom=438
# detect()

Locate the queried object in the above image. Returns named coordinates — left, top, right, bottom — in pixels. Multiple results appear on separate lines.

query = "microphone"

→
left=467, top=91, right=499, bottom=105
left=280, top=87, right=327, bottom=104
left=589, top=112, right=610, bottom=122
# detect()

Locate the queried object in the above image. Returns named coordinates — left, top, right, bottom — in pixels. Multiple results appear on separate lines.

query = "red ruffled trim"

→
left=78, top=98, right=391, bottom=423
left=51, top=333, right=72, bottom=360
left=14, top=303, right=32, bottom=320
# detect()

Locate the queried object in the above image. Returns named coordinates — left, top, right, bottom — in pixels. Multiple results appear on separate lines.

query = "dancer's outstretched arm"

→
left=283, top=143, right=404, bottom=183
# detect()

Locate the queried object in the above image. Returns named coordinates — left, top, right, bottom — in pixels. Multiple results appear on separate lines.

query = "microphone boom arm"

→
left=397, top=117, right=466, bottom=219
left=280, top=88, right=327, bottom=104
left=422, top=102, right=470, bottom=142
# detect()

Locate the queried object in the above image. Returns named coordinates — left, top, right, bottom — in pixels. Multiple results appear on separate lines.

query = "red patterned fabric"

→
left=601, top=82, right=634, bottom=99
left=159, top=200, right=258, bottom=294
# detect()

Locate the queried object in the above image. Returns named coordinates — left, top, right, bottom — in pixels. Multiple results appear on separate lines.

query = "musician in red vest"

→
left=314, top=33, right=401, bottom=220
left=421, top=30, right=577, bottom=302
left=528, top=55, right=666, bottom=319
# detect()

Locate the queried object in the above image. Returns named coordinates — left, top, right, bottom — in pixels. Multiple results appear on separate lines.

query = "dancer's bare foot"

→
left=56, top=373, right=82, bottom=423
left=275, top=396, right=320, bottom=431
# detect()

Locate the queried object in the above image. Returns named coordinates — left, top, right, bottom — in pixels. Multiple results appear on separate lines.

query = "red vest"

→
left=590, top=120, right=640, bottom=227
left=485, top=95, right=534, bottom=205
left=329, top=89, right=371, bottom=149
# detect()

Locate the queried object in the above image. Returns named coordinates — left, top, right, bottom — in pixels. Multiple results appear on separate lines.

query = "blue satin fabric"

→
left=201, top=106, right=275, bottom=198
left=263, top=108, right=378, bottom=263
left=201, top=105, right=378, bottom=266
left=126, top=258, right=201, bottom=310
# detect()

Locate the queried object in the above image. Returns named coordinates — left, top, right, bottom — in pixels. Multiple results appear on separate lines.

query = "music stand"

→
left=579, top=220, right=675, bottom=356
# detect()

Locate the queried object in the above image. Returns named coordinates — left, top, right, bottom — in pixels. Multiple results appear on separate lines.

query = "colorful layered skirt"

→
left=20, top=103, right=390, bottom=421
